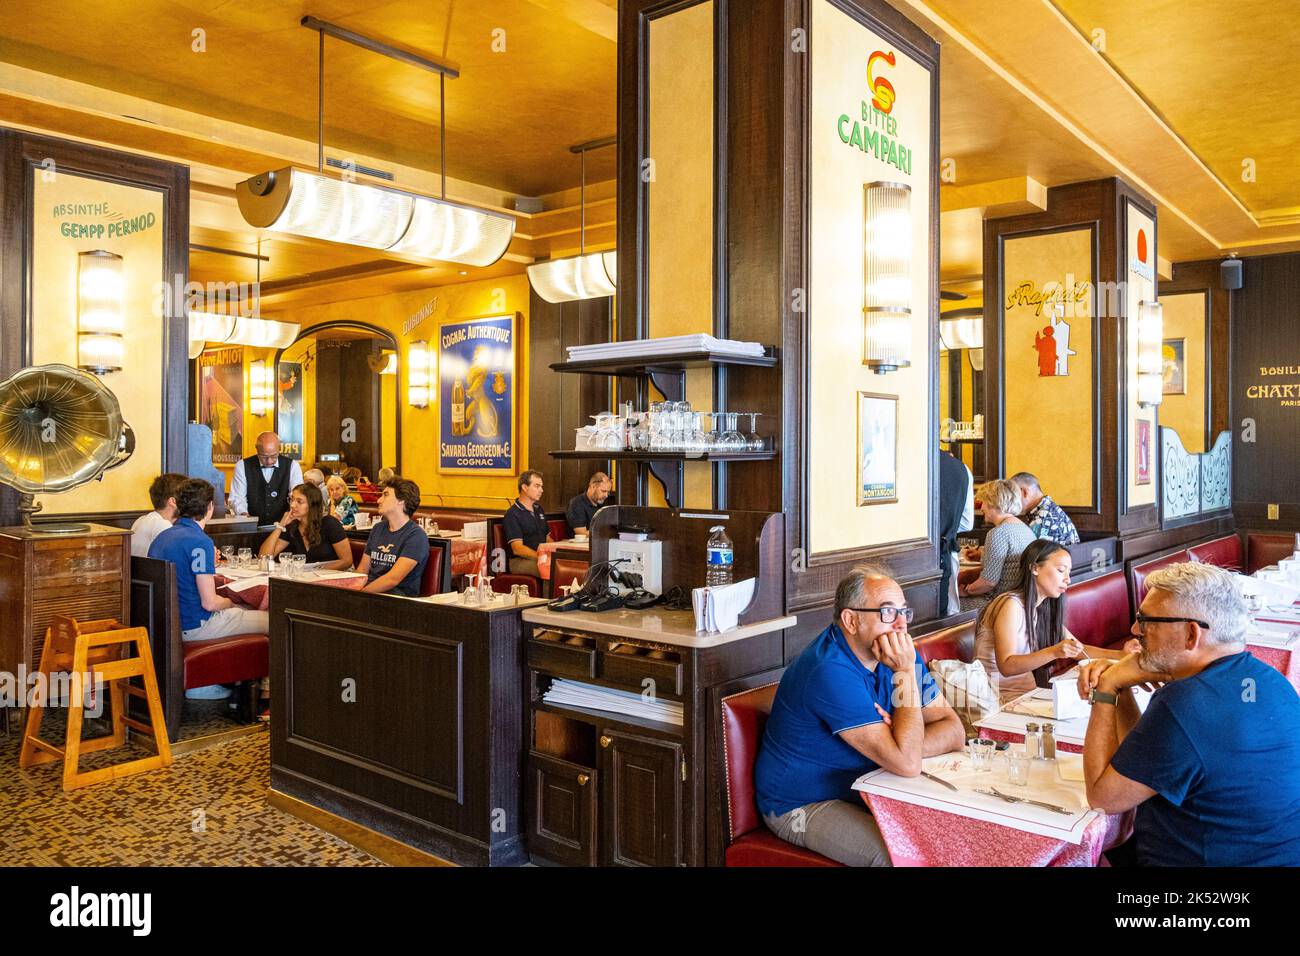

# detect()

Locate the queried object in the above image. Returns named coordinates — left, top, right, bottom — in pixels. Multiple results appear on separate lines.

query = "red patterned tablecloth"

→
left=1247, top=642, right=1300, bottom=693
left=449, top=537, right=487, bottom=578
left=216, top=572, right=367, bottom=611
left=979, top=727, right=1084, bottom=754
left=861, top=791, right=1131, bottom=867
left=536, top=540, right=590, bottom=581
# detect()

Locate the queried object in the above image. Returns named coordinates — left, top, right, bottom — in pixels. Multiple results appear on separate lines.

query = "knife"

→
left=975, top=787, right=1074, bottom=816
left=920, top=771, right=959, bottom=792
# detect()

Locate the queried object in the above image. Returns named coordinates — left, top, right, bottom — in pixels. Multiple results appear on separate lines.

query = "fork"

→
left=988, top=786, right=1074, bottom=816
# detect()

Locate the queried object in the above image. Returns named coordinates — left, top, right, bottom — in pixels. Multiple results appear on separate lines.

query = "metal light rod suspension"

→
left=301, top=16, right=461, bottom=78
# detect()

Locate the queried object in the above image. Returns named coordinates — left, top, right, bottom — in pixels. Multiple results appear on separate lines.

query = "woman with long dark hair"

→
left=974, top=539, right=1089, bottom=702
left=258, top=482, right=352, bottom=570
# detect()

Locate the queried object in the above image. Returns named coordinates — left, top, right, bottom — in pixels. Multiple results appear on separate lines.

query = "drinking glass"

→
left=967, top=738, right=996, bottom=772
left=220, top=545, right=235, bottom=567
left=1005, top=747, right=1032, bottom=786
left=278, top=552, right=293, bottom=577
left=292, top=554, right=307, bottom=578
left=717, top=412, right=746, bottom=451
left=237, top=548, right=252, bottom=569
left=745, top=412, right=765, bottom=451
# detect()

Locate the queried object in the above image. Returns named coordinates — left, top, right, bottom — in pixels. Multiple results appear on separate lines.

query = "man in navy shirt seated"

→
left=502, top=470, right=550, bottom=578
left=755, top=567, right=965, bottom=866
left=148, top=479, right=269, bottom=699
left=1077, top=562, right=1300, bottom=866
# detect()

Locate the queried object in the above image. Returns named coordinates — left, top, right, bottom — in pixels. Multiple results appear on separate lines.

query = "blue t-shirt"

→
left=147, top=517, right=216, bottom=632
left=1111, top=651, right=1300, bottom=866
left=755, top=623, right=941, bottom=816
left=363, top=518, right=430, bottom=597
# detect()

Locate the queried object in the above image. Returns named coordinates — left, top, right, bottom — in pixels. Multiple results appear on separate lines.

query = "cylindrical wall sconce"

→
left=77, top=249, right=125, bottom=374
left=862, top=182, right=913, bottom=374
left=1136, top=299, right=1164, bottom=407
left=249, top=359, right=272, bottom=416
left=408, top=340, right=430, bottom=408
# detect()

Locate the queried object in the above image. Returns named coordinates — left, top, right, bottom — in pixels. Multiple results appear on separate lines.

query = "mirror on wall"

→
left=275, top=323, right=400, bottom=481
left=938, top=306, right=986, bottom=483
left=1154, top=290, right=1210, bottom=454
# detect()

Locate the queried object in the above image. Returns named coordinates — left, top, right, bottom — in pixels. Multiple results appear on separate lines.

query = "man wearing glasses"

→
left=755, top=567, right=965, bottom=866
left=1077, top=562, right=1300, bottom=866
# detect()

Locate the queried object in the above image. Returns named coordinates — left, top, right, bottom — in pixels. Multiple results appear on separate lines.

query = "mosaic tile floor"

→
left=0, top=706, right=385, bottom=867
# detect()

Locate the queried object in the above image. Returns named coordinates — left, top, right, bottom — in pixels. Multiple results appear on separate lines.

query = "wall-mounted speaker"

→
left=1221, top=258, right=1242, bottom=290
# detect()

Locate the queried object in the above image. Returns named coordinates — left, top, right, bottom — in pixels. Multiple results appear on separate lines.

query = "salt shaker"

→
left=1041, top=722, right=1057, bottom=760
left=1024, top=722, right=1041, bottom=760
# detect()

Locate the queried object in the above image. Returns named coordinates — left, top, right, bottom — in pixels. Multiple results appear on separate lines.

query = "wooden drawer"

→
left=527, top=630, right=596, bottom=679
left=526, top=751, right=598, bottom=866
left=32, top=537, right=124, bottom=585
left=599, top=643, right=683, bottom=697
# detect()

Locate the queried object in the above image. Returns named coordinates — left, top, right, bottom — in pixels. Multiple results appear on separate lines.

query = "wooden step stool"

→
left=19, top=615, right=173, bottom=791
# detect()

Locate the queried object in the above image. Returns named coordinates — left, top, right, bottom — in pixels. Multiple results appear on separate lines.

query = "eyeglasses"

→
left=848, top=606, right=915, bottom=624
left=1134, top=614, right=1210, bottom=636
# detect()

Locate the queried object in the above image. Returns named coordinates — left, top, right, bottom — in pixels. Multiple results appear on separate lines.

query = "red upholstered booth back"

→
left=720, top=683, right=842, bottom=867
left=183, top=633, right=268, bottom=689
left=419, top=546, right=445, bottom=597
left=488, top=517, right=544, bottom=596
left=1247, top=534, right=1294, bottom=575
left=552, top=556, right=589, bottom=592
left=914, top=621, right=976, bottom=664
left=349, top=538, right=366, bottom=567
left=1064, top=569, right=1134, bottom=650
left=1188, top=535, right=1244, bottom=573
left=1130, top=550, right=1190, bottom=608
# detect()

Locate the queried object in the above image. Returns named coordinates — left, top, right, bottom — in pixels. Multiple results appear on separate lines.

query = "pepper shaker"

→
left=1041, top=722, right=1057, bottom=760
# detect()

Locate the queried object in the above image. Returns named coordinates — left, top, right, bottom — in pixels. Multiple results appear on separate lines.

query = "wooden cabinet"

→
left=599, top=730, right=681, bottom=867
left=0, top=524, right=131, bottom=678
left=527, top=751, right=598, bottom=867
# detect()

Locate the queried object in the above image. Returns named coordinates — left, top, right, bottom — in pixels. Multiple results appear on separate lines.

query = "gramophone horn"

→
left=0, top=364, right=134, bottom=532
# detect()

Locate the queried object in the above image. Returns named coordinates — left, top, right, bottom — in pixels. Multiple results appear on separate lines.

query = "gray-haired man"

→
left=1077, top=562, right=1300, bottom=866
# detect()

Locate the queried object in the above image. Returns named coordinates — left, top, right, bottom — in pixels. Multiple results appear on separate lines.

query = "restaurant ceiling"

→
left=0, top=0, right=618, bottom=197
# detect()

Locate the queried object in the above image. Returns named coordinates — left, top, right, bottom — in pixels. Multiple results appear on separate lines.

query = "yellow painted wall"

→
left=31, top=172, right=163, bottom=515
left=1002, top=228, right=1094, bottom=507
left=1157, top=291, right=1207, bottom=453
left=807, top=0, right=933, bottom=553
left=647, top=0, right=714, bottom=509
left=1125, top=203, right=1158, bottom=507
left=275, top=276, right=532, bottom=510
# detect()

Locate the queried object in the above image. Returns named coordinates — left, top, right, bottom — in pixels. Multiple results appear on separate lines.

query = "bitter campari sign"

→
left=834, top=49, right=914, bottom=176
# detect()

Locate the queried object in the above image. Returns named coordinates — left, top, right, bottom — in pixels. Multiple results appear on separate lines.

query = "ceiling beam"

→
left=940, top=176, right=1047, bottom=218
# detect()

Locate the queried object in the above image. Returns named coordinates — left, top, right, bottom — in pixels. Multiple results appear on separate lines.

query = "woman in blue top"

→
left=325, top=474, right=359, bottom=528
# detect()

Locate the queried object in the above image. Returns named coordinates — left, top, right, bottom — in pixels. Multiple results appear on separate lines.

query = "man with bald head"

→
left=228, top=431, right=303, bottom=526
left=755, top=566, right=965, bottom=866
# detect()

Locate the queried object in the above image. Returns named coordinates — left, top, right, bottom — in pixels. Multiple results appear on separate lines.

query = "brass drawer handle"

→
left=577, top=773, right=589, bottom=786
left=600, top=735, right=612, bottom=749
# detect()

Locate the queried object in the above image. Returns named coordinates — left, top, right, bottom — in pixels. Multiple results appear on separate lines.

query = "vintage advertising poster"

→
left=199, top=347, right=245, bottom=464
left=277, top=361, right=304, bottom=460
left=857, top=391, right=899, bottom=505
left=438, top=314, right=516, bottom=474
left=1136, top=418, right=1152, bottom=486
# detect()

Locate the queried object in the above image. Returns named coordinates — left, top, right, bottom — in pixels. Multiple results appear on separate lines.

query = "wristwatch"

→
left=273, top=522, right=287, bottom=533
left=1089, top=688, right=1118, bottom=706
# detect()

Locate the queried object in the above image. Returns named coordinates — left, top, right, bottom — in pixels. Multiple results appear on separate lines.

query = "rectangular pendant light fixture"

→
left=188, top=309, right=299, bottom=351
left=862, top=181, right=913, bottom=374
left=528, top=251, right=617, bottom=304
left=408, top=340, right=430, bottom=408
left=235, top=167, right=515, bottom=268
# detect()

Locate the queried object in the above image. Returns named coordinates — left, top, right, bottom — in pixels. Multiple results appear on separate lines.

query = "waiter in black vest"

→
left=228, top=431, right=304, bottom=527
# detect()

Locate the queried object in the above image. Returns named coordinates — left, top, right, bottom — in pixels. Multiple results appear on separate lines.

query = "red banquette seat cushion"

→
left=1187, top=534, right=1244, bottom=573
left=1064, top=569, right=1133, bottom=650
left=721, top=683, right=842, bottom=867
left=1246, top=534, right=1294, bottom=575
left=183, top=633, right=268, bottom=690
left=1129, top=550, right=1190, bottom=609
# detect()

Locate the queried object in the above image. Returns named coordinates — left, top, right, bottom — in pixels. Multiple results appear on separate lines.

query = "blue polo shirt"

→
left=147, top=517, right=216, bottom=632
left=1111, top=651, right=1300, bottom=866
left=755, top=623, right=940, bottom=816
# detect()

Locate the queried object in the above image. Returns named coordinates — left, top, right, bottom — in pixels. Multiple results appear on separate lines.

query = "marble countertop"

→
left=522, top=606, right=796, bottom=647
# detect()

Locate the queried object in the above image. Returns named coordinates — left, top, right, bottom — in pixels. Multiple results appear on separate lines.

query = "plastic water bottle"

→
left=706, top=525, right=733, bottom=588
